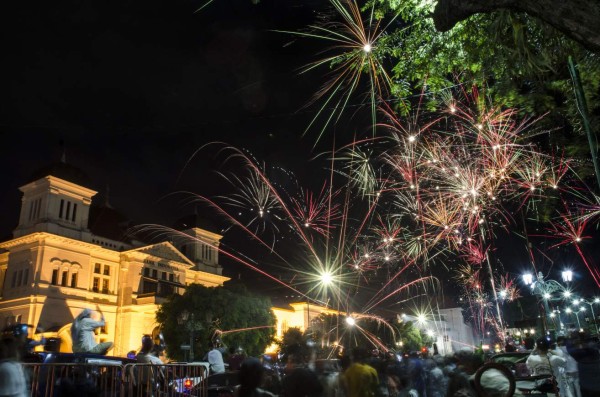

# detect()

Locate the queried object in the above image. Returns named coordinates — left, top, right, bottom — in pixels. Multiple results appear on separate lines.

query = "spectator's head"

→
left=141, top=334, right=154, bottom=354
left=535, top=337, right=551, bottom=353
left=455, top=349, right=483, bottom=374
left=76, top=308, right=92, bottom=321
left=556, top=336, right=566, bottom=346
left=238, top=357, right=265, bottom=396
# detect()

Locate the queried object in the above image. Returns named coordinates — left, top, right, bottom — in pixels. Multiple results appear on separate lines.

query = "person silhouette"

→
left=71, top=308, right=113, bottom=354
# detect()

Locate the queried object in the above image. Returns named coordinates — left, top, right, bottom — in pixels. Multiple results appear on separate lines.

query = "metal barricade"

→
left=24, top=362, right=126, bottom=397
left=24, top=362, right=208, bottom=397
left=123, top=363, right=208, bottom=397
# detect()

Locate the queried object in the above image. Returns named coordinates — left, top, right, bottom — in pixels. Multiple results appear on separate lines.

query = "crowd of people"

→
left=228, top=335, right=591, bottom=397
left=0, top=307, right=595, bottom=397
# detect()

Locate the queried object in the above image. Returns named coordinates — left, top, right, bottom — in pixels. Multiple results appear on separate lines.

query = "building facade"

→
left=403, top=308, right=476, bottom=355
left=0, top=166, right=229, bottom=356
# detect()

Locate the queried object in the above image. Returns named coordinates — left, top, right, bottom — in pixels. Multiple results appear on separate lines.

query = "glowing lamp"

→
left=562, top=270, right=573, bottom=282
left=522, top=273, right=534, bottom=286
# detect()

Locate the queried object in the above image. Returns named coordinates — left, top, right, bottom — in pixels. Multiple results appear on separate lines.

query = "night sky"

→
left=0, top=0, right=379, bottom=298
left=0, top=0, right=333, bottom=236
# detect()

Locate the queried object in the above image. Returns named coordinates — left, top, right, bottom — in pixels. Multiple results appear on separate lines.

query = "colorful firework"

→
left=139, top=82, right=600, bottom=351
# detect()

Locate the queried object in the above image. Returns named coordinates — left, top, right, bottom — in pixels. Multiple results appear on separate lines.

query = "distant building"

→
left=0, top=162, right=229, bottom=356
left=402, top=308, right=475, bottom=355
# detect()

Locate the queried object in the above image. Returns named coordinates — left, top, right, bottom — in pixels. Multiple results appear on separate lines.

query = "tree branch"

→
left=432, top=0, right=600, bottom=53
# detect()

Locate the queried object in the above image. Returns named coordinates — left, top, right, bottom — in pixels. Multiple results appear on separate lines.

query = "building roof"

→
left=173, top=213, right=224, bottom=235
left=88, top=204, right=133, bottom=244
left=28, top=161, right=92, bottom=188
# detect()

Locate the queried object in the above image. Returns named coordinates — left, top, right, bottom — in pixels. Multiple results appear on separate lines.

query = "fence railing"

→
left=23, top=362, right=208, bottom=397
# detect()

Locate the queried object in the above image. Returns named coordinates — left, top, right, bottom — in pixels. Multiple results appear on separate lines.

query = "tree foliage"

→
left=280, top=313, right=432, bottom=356
left=156, top=282, right=276, bottom=361
left=369, top=0, right=600, bottom=141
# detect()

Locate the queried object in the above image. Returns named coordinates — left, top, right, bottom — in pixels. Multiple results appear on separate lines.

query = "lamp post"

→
left=565, top=307, right=582, bottom=330
left=574, top=298, right=600, bottom=335
left=177, top=310, right=204, bottom=362
left=561, top=270, right=573, bottom=283
left=522, top=271, right=567, bottom=335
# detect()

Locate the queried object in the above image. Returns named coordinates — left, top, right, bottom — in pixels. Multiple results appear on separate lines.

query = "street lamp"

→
left=521, top=271, right=567, bottom=335
left=177, top=310, right=204, bottom=362
left=575, top=299, right=600, bottom=335
left=565, top=307, right=582, bottom=330
left=561, top=270, right=573, bottom=283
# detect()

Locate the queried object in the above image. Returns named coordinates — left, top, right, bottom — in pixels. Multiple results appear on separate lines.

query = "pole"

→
left=568, top=56, right=600, bottom=190
left=575, top=312, right=582, bottom=329
left=591, top=304, right=599, bottom=335
left=481, top=228, right=505, bottom=345
left=190, top=313, right=195, bottom=362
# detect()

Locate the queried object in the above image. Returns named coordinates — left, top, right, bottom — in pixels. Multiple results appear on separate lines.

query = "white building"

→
left=402, top=307, right=475, bottom=355
left=0, top=162, right=229, bottom=356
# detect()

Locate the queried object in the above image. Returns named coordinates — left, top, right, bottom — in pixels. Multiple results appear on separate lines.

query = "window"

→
left=72, top=203, right=77, bottom=221
left=66, top=201, right=71, bottom=220
left=16, top=270, right=23, bottom=287
left=29, top=201, right=35, bottom=221
left=94, top=263, right=101, bottom=274
left=70, top=273, right=78, bottom=288
left=93, top=277, right=100, bottom=292
left=59, top=199, right=64, bottom=219
left=152, top=269, right=157, bottom=279
left=103, top=265, right=110, bottom=276
left=102, top=279, right=109, bottom=294
left=144, top=268, right=150, bottom=277
left=162, top=272, right=167, bottom=280
left=61, top=271, right=68, bottom=287
left=11, top=271, right=17, bottom=288
left=23, top=268, right=29, bottom=286
left=169, top=273, right=174, bottom=282
left=142, top=280, right=158, bottom=294
left=35, top=198, right=41, bottom=219
left=51, top=269, right=59, bottom=285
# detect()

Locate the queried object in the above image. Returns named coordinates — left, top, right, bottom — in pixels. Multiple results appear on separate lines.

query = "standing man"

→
left=341, top=347, right=378, bottom=397
left=71, top=308, right=113, bottom=354
left=525, top=337, right=566, bottom=394
left=207, top=339, right=226, bottom=374
left=555, top=336, right=582, bottom=397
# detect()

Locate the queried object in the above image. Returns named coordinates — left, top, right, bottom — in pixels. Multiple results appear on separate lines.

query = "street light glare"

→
left=345, top=316, right=356, bottom=326
left=522, top=273, right=533, bottom=285
left=320, top=272, right=333, bottom=285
